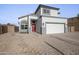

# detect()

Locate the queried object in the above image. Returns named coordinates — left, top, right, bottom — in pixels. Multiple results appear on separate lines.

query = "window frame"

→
left=21, top=24, right=28, bottom=29
left=43, top=8, right=50, bottom=15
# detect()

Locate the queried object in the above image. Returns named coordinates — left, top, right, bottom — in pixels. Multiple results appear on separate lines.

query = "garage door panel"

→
left=46, top=23, right=64, bottom=34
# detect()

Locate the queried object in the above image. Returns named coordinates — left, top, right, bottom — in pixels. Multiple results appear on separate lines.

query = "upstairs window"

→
left=43, top=8, right=50, bottom=15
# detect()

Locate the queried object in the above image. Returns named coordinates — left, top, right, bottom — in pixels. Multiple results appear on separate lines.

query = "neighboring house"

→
left=0, top=23, right=19, bottom=34
left=68, top=16, right=79, bottom=32
left=18, top=4, right=68, bottom=34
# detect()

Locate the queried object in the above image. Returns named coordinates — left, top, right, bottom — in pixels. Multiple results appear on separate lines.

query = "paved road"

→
left=0, top=32, right=79, bottom=55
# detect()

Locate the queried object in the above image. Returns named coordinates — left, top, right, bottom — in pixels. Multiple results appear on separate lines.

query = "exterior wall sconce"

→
left=58, top=12, right=60, bottom=14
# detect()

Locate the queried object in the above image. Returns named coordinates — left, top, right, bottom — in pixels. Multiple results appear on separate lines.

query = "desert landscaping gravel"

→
left=0, top=32, right=79, bottom=55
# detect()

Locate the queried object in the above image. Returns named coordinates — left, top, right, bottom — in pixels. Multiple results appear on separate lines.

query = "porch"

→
left=19, top=15, right=38, bottom=33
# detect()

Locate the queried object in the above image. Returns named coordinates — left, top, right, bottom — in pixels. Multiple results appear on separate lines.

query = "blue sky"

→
left=0, top=4, right=79, bottom=26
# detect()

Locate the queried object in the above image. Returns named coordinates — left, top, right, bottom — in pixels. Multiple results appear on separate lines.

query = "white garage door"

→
left=46, top=23, right=64, bottom=34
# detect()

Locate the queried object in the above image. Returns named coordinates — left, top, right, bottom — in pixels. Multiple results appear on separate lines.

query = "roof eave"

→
left=35, top=4, right=60, bottom=14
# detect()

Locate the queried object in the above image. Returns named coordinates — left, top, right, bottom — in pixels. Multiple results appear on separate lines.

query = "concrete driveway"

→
left=0, top=32, right=79, bottom=55
left=44, top=32, right=79, bottom=55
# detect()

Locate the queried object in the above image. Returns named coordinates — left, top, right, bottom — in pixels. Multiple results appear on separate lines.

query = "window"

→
left=25, top=25, right=28, bottom=29
left=21, top=25, right=24, bottom=29
left=43, top=8, right=50, bottom=14
left=21, top=20, right=28, bottom=29
left=21, top=25, right=28, bottom=29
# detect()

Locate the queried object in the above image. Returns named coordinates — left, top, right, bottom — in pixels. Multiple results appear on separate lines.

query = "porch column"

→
left=28, top=16, right=31, bottom=33
left=18, top=20, right=21, bottom=32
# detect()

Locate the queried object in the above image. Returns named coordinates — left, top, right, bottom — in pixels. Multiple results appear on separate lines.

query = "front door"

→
left=32, top=21, right=36, bottom=32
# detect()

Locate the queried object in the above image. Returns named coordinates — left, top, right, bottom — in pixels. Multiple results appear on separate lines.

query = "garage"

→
left=46, top=23, right=65, bottom=34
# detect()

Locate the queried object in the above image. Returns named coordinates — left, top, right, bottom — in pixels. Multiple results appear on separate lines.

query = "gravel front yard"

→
left=0, top=32, right=79, bottom=55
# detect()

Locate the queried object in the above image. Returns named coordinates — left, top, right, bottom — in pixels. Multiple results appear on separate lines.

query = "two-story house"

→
left=18, top=4, right=68, bottom=34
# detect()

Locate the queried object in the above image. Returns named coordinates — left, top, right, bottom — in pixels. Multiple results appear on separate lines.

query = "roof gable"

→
left=35, top=4, right=59, bottom=14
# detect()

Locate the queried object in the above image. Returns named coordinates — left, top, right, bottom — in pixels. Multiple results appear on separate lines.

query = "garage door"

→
left=46, top=23, right=65, bottom=34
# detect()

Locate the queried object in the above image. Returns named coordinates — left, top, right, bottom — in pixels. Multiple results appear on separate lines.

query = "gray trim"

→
left=45, top=22, right=65, bottom=34
left=41, top=15, right=67, bottom=19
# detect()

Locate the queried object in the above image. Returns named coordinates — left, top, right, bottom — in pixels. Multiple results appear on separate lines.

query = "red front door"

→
left=32, top=23, right=36, bottom=32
